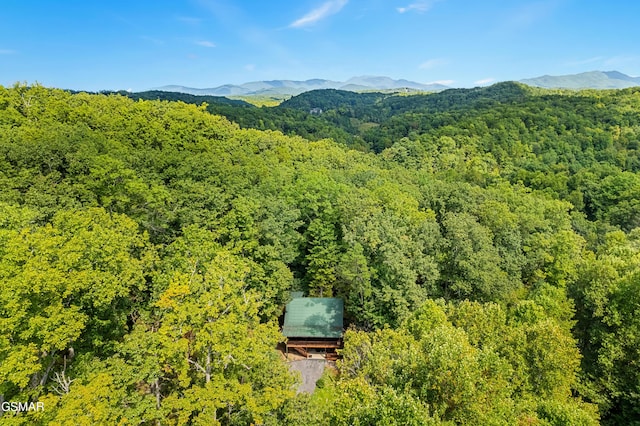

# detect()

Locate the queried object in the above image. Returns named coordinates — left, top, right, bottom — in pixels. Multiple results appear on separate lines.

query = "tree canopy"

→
left=1, top=82, right=639, bottom=424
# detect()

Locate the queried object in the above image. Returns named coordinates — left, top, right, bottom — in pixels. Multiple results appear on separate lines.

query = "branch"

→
left=51, top=371, right=74, bottom=395
left=226, top=354, right=251, bottom=371
left=189, top=260, right=199, bottom=283
left=187, top=358, right=207, bottom=375
left=51, top=355, right=74, bottom=395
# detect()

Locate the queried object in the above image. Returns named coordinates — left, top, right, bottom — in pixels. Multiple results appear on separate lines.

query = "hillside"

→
left=521, top=70, right=640, bottom=89
left=123, top=83, right=533, bottom=151
left=153, top=76, right=448, bottom=97
left=151, top=70, right=640, bottom=99
left=1, top=83, right=639, bottom=424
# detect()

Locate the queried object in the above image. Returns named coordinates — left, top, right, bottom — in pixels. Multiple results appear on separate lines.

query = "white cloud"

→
left=397, top=0, right=441, bottom=14
left=504, top=1, right=558, bottom=30
left=177, top=16, right=202, bottom=25
left=419, top=58, right=447, bottom=69
left=428, top=79, right=454, bottom=85
left=563, top=55, right=640, bottom=70
left=290, top=0, right=348, bottom=28
left=141, top=36, right=164, bottom=45
left=196, top=40, right=216, bottom=48
left=603, top=55, right=640, bottom=67
left=474, top=78, right=495, bottom=85
left=244, top=64, right=256, bottom=71
left=564, top=56, right=604, bottom=67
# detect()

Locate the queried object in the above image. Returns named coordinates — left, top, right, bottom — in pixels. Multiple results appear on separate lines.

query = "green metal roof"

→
left=289, top=291, right=305, bottom=300
left=282, top=298, right=344, bottom=338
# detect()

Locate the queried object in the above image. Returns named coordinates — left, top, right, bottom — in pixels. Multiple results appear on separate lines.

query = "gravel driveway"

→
left=288, top=359, right=326, bottom=394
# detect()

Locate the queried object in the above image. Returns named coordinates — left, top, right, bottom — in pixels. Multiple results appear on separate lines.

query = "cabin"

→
left=282, top=297, right=344, bottom=360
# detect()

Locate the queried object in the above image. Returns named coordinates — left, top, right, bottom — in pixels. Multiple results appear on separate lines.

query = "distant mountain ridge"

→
left=520, top=71, right=640, bottom=89
left=153, top=76, right=449, bottom=97
left=153, top=71, right=640, bottom=97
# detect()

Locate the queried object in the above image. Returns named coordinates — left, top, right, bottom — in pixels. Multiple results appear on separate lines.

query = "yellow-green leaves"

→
left=152, top=250, right=295, bottom=423
left=330, top=299, right=596, bottom=425
left=0, top=207, right=150, bottom=397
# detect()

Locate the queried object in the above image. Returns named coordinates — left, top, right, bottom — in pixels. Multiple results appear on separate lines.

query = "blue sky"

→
left=1, top=0, right=639, bottom=91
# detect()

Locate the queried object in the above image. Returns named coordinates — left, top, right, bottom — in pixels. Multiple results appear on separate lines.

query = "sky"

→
left=1, top=0, right=640, bottom=91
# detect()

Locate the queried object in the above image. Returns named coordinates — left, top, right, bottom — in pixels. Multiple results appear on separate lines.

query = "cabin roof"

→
left=282, top=297, right=344, bottom=339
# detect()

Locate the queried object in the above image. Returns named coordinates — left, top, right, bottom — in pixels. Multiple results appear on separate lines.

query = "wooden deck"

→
left=286, top=339, right=342, bottom=349
left=285, top=338, right=343, bottom=360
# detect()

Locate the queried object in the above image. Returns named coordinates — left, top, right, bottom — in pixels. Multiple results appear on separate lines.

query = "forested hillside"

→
left=1, top=83, right=639, bottom=424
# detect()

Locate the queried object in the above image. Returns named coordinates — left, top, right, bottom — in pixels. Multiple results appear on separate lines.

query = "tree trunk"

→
left=205, top=347, right=211, bottom=384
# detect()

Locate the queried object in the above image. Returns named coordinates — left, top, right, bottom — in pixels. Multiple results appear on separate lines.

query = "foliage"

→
left=1, top=81, right=640, bottom=423
left=328, top=300, right=598, bottom=425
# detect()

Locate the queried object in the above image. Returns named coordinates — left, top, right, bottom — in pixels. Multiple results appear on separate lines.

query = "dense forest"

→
left=1, top=82, right=639, bottom=424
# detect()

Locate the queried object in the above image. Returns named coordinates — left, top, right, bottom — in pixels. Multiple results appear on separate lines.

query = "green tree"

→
left=440, top=212, right=511, bottom=300
left=154, top=250, right=296, bottom=425
left=0, top=208, right=150, bottom=402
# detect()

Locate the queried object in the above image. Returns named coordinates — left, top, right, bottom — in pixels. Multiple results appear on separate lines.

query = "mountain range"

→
left=154, top=76, right=449, bottom=97
left=519, top=71, right=640, bottom=89
left=153, top=71, right=640, bottom=98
